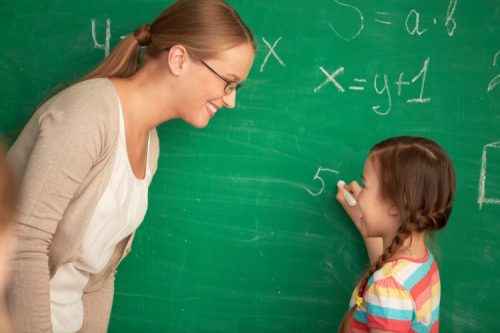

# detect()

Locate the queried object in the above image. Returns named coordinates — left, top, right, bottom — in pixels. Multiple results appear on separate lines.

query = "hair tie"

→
left=133, top=24, right=152, bottom=46
left=355, top=296, right=364, bottom=307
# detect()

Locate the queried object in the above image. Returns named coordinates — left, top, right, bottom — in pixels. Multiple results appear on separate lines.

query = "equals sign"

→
left=349, top=78, right=367, bottom=91
left=374, top=11, right=392, bottom=25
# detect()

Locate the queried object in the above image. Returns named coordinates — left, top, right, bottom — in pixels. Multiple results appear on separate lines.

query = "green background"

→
left=2, top=0, right=499, bottom=332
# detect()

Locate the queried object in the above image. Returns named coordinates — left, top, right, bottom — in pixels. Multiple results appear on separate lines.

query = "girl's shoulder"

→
left=368, top=249, right=439, bottom=293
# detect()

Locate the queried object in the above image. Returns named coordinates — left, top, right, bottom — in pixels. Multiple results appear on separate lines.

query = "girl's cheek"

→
left=357, top=192, right=365, bottom=208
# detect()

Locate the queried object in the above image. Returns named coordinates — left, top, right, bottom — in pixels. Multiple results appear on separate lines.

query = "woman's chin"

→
left=187, top=117, right=210, bottom=129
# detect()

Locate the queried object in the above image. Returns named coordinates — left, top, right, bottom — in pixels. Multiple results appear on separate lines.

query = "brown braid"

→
left=414, top=208, right=450, bottom=232
left=338, top=224, right=412, bottom=333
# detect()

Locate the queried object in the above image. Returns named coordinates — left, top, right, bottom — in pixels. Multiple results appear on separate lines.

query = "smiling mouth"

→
left=206, top=102, right=220, bottom=117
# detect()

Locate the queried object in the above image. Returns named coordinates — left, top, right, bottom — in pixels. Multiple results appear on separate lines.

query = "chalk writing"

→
left=314, top=57, right=431, bottom=116
left=478, top=141, right=500, bottom=209
left=328, top=0, right=458, bottom=41
left=373, top=73, right=391, bottom=115
left=305, top=167, right=339, bottom=197
left=445, top=0, right=458, bottom=36
left=487, top=50, right=500, bottom=93
left=91, top=18, right=111, bottom=58
left=405, top=9, right=427, bottom=36
left=374, top=12, right=392, bottom=25
left=405, top=0, right=457, bottom=37
left=328, top=0, right=364, bottom=41
left=260, top=37, right=286, bottom=73
left=494, top=50, right=500, bottom=67
left=314, top=67, right=345, bottom=93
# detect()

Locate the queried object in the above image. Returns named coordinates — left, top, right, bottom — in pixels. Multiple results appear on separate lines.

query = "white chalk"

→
left=337, top=180, right=357, bottom=206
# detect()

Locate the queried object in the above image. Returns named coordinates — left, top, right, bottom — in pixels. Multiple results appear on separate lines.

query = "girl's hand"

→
left=336, top=181, right=384, bottom=263
left=336, top=181, right=365, bottom=235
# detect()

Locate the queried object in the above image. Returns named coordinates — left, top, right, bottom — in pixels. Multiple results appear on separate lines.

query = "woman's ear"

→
left=167, top=45, right=189, bottom=76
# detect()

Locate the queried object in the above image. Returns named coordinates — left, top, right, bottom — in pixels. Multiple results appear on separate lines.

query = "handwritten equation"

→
left=328, top=0, right=457, bottom=41
left=313, top=58, right=430, bottom=116
left=89, top=0, right=496, bottom=101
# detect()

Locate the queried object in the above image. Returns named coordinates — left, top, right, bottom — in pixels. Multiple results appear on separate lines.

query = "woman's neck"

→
left=111, top=60, right=178, bottom=135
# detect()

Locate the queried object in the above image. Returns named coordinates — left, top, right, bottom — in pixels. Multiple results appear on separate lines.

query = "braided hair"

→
left=338, top=136, right=455, bottom=332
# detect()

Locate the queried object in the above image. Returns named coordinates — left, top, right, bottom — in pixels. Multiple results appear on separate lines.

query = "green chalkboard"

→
left=2, top=0, right=499, bottom=332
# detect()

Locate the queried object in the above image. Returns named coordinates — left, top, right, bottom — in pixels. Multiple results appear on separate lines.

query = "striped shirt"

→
left=349, top=249, right=440, bottom=333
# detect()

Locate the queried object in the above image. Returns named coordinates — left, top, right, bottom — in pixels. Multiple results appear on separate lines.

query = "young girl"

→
left=336, top=136, right=456, bottom=333
left=8, top=0, right=255, bottom=332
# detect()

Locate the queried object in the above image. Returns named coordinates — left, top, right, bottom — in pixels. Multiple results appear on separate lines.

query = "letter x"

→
left=314, top=66, right=345, bottom=93
left=260, top=37, right=286, bottom=73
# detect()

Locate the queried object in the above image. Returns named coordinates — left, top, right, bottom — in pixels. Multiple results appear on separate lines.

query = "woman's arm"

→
left=7, top=93, right=112, bottom=332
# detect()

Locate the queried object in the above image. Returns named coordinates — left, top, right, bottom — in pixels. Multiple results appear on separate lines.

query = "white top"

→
left=49, top=101, right=151, bottom=333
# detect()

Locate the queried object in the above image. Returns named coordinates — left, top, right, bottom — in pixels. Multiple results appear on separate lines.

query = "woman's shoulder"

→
left=36, top=78, right=120, bottom=135
left=46, top=78, right=118, bottom=117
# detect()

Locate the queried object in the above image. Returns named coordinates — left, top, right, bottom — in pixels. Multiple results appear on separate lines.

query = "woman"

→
left=7, top=0, right=256, bottom=332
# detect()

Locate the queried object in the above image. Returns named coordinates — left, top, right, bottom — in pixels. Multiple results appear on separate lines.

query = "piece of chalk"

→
left=337, top=180, right=357, bottom=206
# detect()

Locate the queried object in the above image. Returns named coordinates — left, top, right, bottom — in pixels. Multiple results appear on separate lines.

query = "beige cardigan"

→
left=7, top=79, right=159, bottom=333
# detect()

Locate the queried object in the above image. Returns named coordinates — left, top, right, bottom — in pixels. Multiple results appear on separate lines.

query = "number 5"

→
left=305, top=166, right=339, bottom=196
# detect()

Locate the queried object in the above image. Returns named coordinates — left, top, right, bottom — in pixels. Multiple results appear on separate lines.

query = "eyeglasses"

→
left=198, top=59, right=243, bottom=95
left=164, top=48, right=243, bottom=95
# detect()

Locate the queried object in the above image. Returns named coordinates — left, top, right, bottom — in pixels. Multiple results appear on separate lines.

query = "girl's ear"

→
left=388, top=204, right=399, bottom=216
left=167, top=45, right=189, bottom=76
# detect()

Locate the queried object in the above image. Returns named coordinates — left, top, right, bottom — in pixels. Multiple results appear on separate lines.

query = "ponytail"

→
left=81, top=23, right=152, bottom=80
left=80, top=0, right=255, bottom=82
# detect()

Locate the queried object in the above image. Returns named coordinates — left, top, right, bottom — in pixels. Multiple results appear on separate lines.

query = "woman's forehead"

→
left=209, top=43, right=255, bottom=79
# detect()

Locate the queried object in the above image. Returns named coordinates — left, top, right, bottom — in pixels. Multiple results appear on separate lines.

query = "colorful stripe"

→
left=349, top=249, right=440, bottom=332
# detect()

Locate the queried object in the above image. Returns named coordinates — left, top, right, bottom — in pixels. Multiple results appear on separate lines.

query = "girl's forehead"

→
left=363, top=157, right=382, bottom=185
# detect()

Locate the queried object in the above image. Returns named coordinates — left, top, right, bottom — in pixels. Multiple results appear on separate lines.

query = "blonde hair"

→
left=338, top=136, right=455, bottom=332
left=82, top=0, right=255, bottom=80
